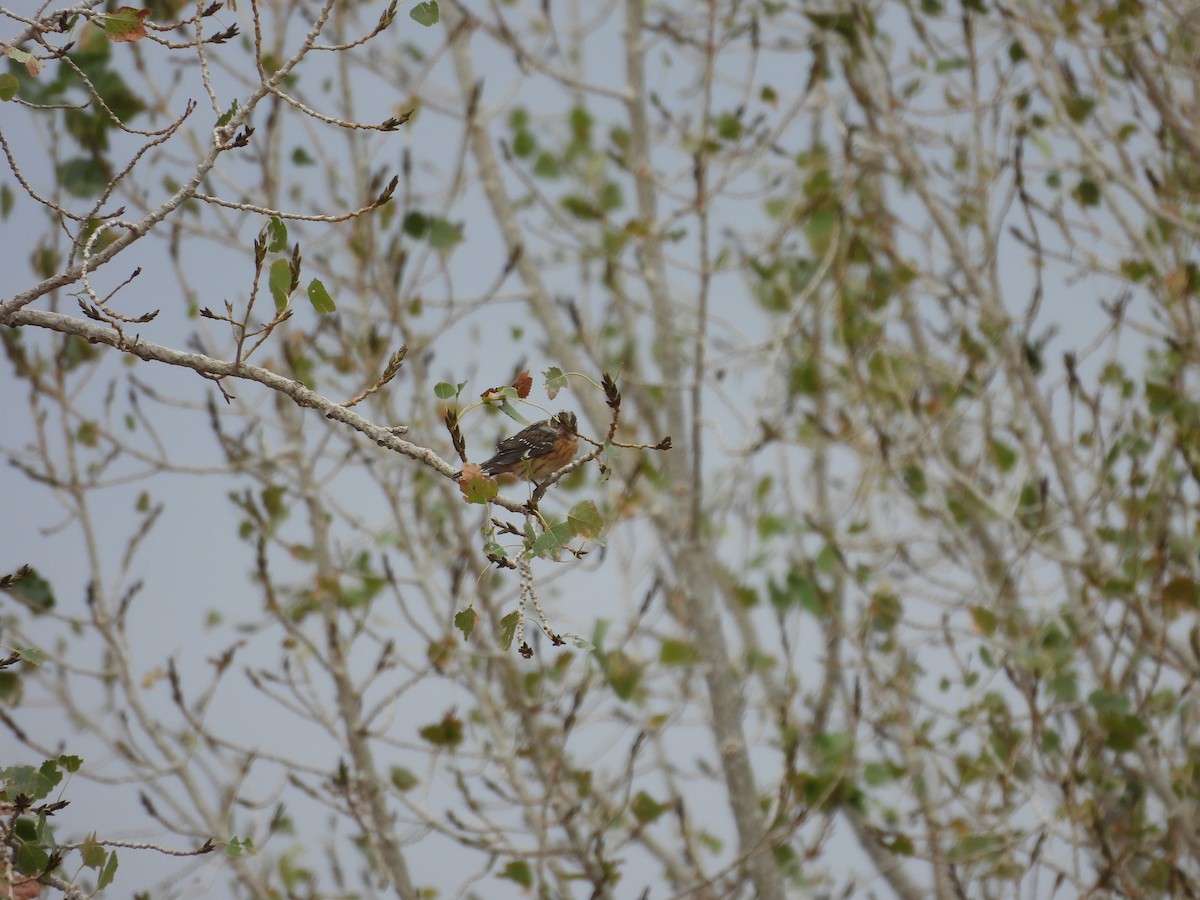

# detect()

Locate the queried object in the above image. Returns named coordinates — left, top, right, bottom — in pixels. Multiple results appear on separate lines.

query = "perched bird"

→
left=461, top=411, right=580, bottom=483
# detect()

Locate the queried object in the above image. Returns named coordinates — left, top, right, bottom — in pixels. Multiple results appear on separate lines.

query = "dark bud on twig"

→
left=602, top=372, right=621, bottom=409
left=444, top=409, right=466, bottom=461
left=376, top=1, right=399, bottom=31
left=208, top=24, right=239, bottom=44
left=289, top=243, right=302, bottom=293
left=376, top=176, right=399, bottom=205
left=487, top=552, right=516, bottom=570
left=382, top=345, right=407, bottom=380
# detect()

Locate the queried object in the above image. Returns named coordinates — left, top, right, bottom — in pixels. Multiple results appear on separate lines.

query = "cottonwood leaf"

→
left=567, top=500, right=603, bottom=540
left=410, top=1, right=439, bottom=26
left=268, top=258, right=292, bottom=310
left=104, top=7, right=151, bottom=42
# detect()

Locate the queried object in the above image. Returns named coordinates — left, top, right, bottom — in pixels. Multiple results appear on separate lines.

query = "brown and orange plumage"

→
left=462, top=411, right=579, bottom=482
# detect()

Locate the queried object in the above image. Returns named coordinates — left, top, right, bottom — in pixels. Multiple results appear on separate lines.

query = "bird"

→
left=460, top=411, right=580, bottom=483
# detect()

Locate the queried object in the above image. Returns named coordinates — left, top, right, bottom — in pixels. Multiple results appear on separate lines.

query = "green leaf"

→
left=805, top=11, right=861, bottom=49
left=58, top=754, right=82, bottom=773
left=57, top=157, right=109, bottom=197
left=768, top=567, right=821, bottom=616
left=533, top=151, right=560, bottom=178
left=216, top=99, right=239, bottom=128
left=76, top=420, right=98, bottom=447
left=268, top=258, right=292, bottom=311
left=1064, top=94, right=1096, bottom=123
left=630, top=790, right=664, bottom=823
left=97, top=848, right=119, bottom=889
left=1072, top=177, right=1101, bottom=207
left=561, top=194, right=602, bottom=220
left=934, top=57, right=967, bottom=73
left=863, top=761, right=904, bottom=786
left=1052, top=672, right=1078, bottom=703
left=544, top=366, right=568, bottom=399
left=989, top=438, right=1017, bottom=473
left=530, top=520, right=573, bottom=558
left=813, top=731, right=852, bottom=770
left=498, top=399, right=529, bottom=426
left=403, top=210, right=428, bottom=238
left=32, top=243, right=61, bottom=279
left=265, top=216, right=288, bottom=253
left=18, top=647, right=47, bottom=664
left=225, top=836, right=255, bottom=857
left=498, top=610, right=521, bottom=650
left=599, top=181, right=623, bottom=211
left=306, top=278, right=336, bottom=314
left=715, top=111, right=742, bottom=140
left=102, top=6, right=150, bottom=42
left=659, top=638, right=700, bottom=665
left=880, top=831, right=915, bottom=855
left=410, top=1, right=439, bottom=26
left=459, top=474, right=498, bottom=505
left=389, top=766, right=419, bottom=791
left=5, top=567, right=55, bottom=612
left=500, top=859, right=533, bottom=887
left=428, top=217, right=462, bottom=249
left=454, top=607, right=479, bottom=639
left=0, top=759, right=62, bottom=800
left=948, top=832, right=1005, bottom=863
left=0, top=673, right=20, bottom=704
left=567, top=501, right=603, bottom=539
left=773, top=843, right=800, bottom=879
left=0, top=73, right=19, bottom=101
left=512, top=128, right=535, bottom=157
left=569, top=105, right=592, bottom=142
left=14, top=839, right=49, bottom=875
left=419, top=712, right=464, bottom=748
left=1162, top=576, right=1200, bottom=610
left=1088, top=690, right=1129, bottom=714
left=805, top=208, right=838, bottom=249
left=969, top=605, right=997, bottom=636
left=434, top=382, right=457, bottom=400
left=600, top=650, right=642, bottom=700
left=81, top=834, right=108, bottom=868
